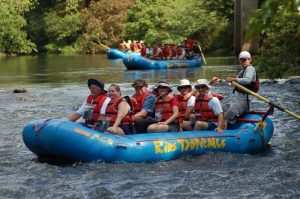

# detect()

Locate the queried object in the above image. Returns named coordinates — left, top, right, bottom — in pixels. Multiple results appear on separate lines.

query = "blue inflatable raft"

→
left=122, top=55, right=203, bottom=70
left=107, top=48, right=140, bottom=59
left=22, top=113, right=274, bottom=163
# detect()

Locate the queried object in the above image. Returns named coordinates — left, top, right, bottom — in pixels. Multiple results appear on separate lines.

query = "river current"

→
left=0, top=55, right=299, bottom=198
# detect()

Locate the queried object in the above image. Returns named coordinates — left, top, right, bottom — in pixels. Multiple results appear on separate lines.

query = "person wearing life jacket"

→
left=191, top=79, right=224, bottom=133
left=105, top=84, right=135, bottom=135
left=162, top=43, right=172, bottom=60
left=68, top=79, right=110, bottom=128
left=140, top=42, right=150, bottom=58
left=211, top=51, right=258, bottom=129
left=147, top=81, right=180, bottom=133
left=175, top=79, right=196, bottom=131
left=171, top=45, right=177, bottom=59
left=131, top=79, right=149, bottom=115
left=176, top=45, right=186, bottom=59
left=131, top=80, right=159, bottom=133
left=150, top=43, right=163, bottom=60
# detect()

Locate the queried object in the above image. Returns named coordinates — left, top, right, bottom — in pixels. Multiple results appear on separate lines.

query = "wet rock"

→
left=13, top=88, right=27, bottom=93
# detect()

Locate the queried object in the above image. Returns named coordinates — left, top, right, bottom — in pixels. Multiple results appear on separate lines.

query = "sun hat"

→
left=177, top=79, right=192, bottom=90
left=195, top=79, right=211, bottom=89
left=132, top=79, right=147, bottom=87
left=239, top=51, right=251, bottom=59
left=154, top=80, right=172, bottom=92
left=87, top=79, right=106, bottom=92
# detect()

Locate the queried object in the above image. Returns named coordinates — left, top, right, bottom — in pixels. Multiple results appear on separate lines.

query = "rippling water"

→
left=0, top=55, right=299, bottom=198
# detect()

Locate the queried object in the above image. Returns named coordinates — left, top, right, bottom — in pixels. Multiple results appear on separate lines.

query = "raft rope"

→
left=33, top=118, right=55, bottom=133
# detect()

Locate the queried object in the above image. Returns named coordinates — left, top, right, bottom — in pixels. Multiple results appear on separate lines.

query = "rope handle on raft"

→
left=33, top=118, right=55, bottom=133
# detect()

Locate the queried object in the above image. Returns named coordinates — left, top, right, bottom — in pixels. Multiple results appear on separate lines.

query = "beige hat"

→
left=177, top=79, right=192, bottom=90
left=154, top=80, right=172, bottom=92
left=195, top=79, right=211, bottom=89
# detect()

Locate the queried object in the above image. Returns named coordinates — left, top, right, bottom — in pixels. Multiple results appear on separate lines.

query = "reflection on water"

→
left=0, top=54, right=239, bottom=86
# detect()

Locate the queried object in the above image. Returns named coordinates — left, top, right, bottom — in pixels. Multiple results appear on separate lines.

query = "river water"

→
left=0, top=55, right=299, bottom=198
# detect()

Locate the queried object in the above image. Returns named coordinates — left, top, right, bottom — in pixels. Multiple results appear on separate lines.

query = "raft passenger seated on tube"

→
left=68, top=79, right=110, bottom=129
left=105, top=84, right=136, bottom=135
left=147, top=81, right=180, bottom=133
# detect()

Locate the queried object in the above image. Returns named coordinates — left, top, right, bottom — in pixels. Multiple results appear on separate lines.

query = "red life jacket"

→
left=85, top=95, right=108, bottom=125
left=132, top=91, right=149, bottom=114
left=163, top=46, right=172, bottom=59
left=155, top=95, right=179, bottom=123
left=141, top=47, right=148, bottom=56
left=194, top=93, right=223, bottom=122
left=105, top=96, right=132, bottom=126
left=172, top=47, right=177, bottom=58
left=153, top=47, right=163, bottom=59
left=175, top=94, right=191, bottom=123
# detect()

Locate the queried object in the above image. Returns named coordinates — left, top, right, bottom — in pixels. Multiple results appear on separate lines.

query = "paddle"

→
left=231, top=81, right=300, bottom=120
left=197, top=43, right=207, bottom=65
left=99, top=43, right=110, bottom=50
left=92, top=39, right=110, bottom=50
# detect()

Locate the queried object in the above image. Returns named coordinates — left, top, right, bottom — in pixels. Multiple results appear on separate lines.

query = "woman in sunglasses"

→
left=175, top=79, right=196, bottom=131
left=147, top=81, right=180, bottom=133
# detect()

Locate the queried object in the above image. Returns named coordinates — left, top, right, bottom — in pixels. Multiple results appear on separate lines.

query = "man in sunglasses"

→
left=191, top=80, right=224, bottom=133
left=212, top=51, right=258, bottom=129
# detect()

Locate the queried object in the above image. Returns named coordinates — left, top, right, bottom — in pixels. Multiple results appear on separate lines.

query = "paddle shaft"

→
left=92, top=39, right=110, bottom=49
left=198, top=44, right=207, bottom=65
left=232, top=81, right=300, bottom=120
left=99, top=43, right=110, bottom=50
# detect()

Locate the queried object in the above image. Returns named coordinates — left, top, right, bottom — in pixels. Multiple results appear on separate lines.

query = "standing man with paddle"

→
left=211, top=51, right=259, bottom=129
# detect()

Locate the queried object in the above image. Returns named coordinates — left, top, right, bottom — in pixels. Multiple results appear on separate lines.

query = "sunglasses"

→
left=132, top=84, right=142, bottom=88
left=239, top=58, right=248, bottom=62
left=157, top=86, right=169, bottom=89
left=195, top=85, right=207, bottom=90
left=179, top=85, right=191, bottom=90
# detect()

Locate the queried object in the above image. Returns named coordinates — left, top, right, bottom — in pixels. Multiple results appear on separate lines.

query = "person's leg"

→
left=180, top=121, right=193, bottom=131
left=147, top=123, right=169, bottom=133
left=193, top=121, right=209, bottom=131
left=224, top=100, right=248, bottom=128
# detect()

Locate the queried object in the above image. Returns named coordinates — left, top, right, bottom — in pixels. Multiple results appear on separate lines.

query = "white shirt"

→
left=187, top=95, right=196, bottom=107
left=208, top=97, right=223, bottom=116
left=76, top=97, right=111, bottom=115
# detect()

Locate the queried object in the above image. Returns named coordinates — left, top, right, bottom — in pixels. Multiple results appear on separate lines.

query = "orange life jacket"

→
left=194, top=93, right=223, bottom=122
left=175, top=94, right=191, bottom=123
left=85, top=95, right=108, bottom=125
left=132, top=91, right=149, bottom=114
left=155, top=95, right=179, bottom=123
left=105, top=96, right=132, bottom=126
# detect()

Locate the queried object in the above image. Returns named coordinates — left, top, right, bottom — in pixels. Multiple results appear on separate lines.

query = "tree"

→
left=125, top=0, right=232, bottom=52
left=78, top=0, right=133, bottom=53
left=0, top=0, right=37, bottom=54
left=248, top=0, right=300, bottom=78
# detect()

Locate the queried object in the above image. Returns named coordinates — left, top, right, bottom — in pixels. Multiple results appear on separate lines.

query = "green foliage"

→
left=78, top=0, right=133, bottom=53
left=43, top=11, right=82, bottom=53
left=249, top=0, right=300, bottom=79
left=0, top=1, right=37, bottom=54
left=125, top=0, right=233, bottom=52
